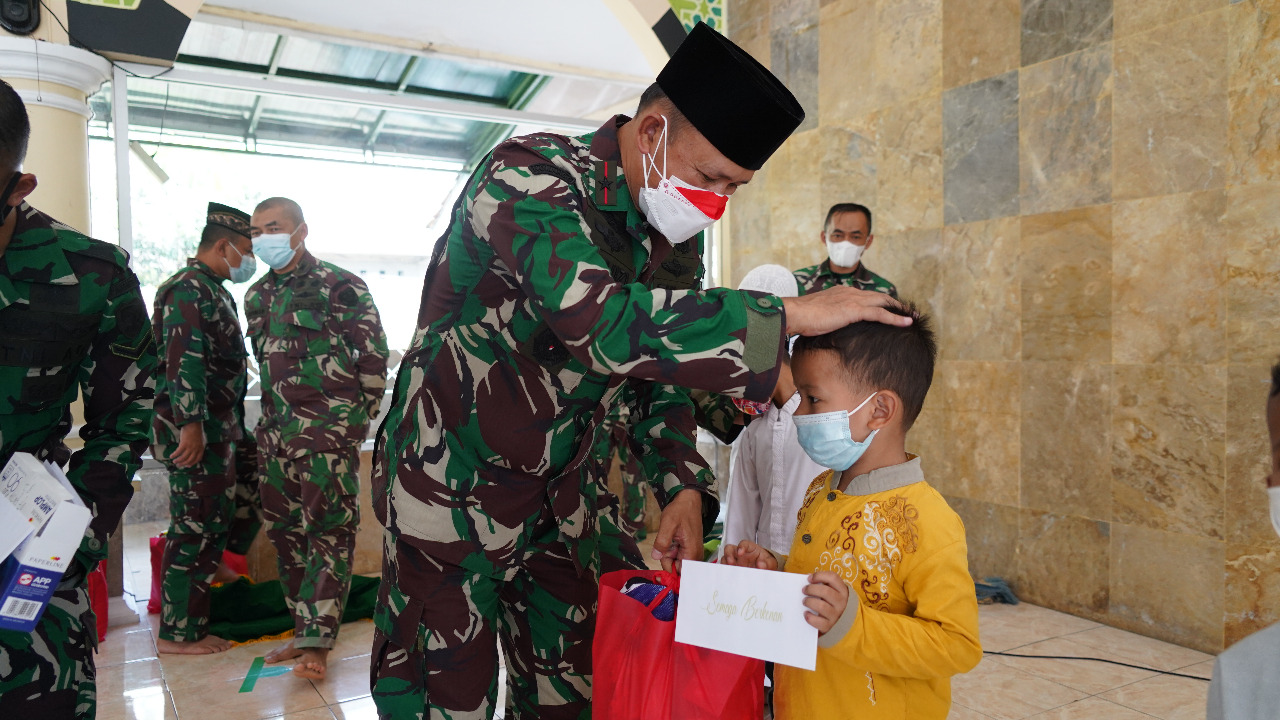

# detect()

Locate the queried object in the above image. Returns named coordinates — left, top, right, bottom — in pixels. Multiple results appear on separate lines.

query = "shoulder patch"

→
left=528, top=162, right=576, bottom=187
left=336, top=286, right=358, bottom=307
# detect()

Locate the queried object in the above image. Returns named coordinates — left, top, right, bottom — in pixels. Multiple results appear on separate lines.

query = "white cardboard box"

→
left=0, top=453, right=93, bottom=632
left=0, top=451, right=75, bottom=534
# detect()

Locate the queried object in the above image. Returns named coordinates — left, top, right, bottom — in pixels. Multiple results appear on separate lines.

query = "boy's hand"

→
left=720, top=540, right=778, bottom=570
left=804, top=571, right=851, bottom=636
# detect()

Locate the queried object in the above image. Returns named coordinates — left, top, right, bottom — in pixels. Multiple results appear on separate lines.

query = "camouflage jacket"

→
left=151, top=259, right=248, bottom=447
left=245, top=250, right=388, bottom=459
left=0, top=202, right=156, bottom=571
left=793, top=260, right=898, bottom=297
left=374, top=116, right=786, bottom=576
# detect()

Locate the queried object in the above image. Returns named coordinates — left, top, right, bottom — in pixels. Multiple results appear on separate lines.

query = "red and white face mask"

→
left=637, top=115, right=728, bottom=245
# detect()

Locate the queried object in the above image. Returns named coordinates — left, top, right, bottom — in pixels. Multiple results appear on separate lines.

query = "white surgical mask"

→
left=1270, top=486, right=1280, bottom=539
left=827, top=239, right=864, bottom=269
left=253, top=227, right=300, bottom=270
left=637, top=115, right=728, bottom=245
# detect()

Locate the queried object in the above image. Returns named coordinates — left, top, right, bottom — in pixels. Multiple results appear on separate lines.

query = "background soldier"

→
left=245, top=197, right=388, bottom=681
left=151, top=202, right=262, bottom=655
left=793, top=203, right=898, bottom=297
left=0, top=80, right=156, bottom=718
left=371, top=24, right=907, bottom=720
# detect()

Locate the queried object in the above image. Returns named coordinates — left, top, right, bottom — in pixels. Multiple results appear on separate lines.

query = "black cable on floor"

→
left=983, top=650, right=1211, bottom=682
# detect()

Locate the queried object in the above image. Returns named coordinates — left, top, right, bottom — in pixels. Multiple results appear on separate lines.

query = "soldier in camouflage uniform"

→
left=245, top=197, right=388, bottom=680
left=0, top=81, right=156, bottom=718
left=793, top=203, right=898, bottom=297
left=151, top=202, right=262, bottom=655
left=372, top=24, right=908, bottom=720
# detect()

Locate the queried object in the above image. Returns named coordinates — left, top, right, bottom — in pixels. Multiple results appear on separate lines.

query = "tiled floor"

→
left=99, top=527, right=1213, bottom=720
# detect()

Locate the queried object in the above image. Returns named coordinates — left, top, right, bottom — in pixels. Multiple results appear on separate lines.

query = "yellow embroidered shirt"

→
left=774, top=457, right=981, bottom=720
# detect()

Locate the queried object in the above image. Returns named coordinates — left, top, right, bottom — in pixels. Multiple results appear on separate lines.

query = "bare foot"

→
left=211, top=562, right=241, bottom=585
left=157, top=635, right=232, bottom=655
left=292, top=648, right=329, bottom=680
left=264, top=640, right=303, bottom=664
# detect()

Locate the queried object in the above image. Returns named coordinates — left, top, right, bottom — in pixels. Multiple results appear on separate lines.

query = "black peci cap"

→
left=206, top=202, right=250, bottom=238
left=656, top=22, right=804, bottom=171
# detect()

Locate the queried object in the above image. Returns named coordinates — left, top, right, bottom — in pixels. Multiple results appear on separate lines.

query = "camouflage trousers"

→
left=609, top=420, right=647, bottom=539
left=157, top=439, right=263, bottom=642
left=370, top=511, right=645, bottom=720
left=261, top=446, right=360, bottom=649
left=0, top=561, right=96, bottom=718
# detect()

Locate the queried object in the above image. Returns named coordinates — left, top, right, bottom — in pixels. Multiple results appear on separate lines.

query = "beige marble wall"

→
left=728, top=0, right=1280, bottom=654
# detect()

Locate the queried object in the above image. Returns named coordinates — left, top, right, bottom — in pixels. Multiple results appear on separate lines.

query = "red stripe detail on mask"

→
left=676, top=185, right=728, bottom=220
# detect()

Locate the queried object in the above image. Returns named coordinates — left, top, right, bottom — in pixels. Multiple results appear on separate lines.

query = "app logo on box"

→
left=17, top=573, right=32, bottom=586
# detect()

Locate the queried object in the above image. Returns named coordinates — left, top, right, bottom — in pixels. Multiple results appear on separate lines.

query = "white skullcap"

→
left=737, top=264, right=799, bottom=297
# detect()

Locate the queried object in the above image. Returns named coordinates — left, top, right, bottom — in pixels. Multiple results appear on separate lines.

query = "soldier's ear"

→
left=296, top=222, right=308, bottom=244
left=636, top=112, right=665, bottom=157
left=8, top=173, right=36, bottom=206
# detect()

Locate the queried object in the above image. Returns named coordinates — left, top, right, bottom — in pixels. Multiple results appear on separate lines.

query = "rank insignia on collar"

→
left=593, top=160, right=623, bottom=208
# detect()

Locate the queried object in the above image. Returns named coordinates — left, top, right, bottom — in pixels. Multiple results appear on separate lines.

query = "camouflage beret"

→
left=206, top=202, right=250, bottom=238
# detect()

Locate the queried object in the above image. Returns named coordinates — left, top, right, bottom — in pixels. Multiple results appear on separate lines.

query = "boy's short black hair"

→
left=0, top=79, right=30, bottom=172
left=1271, top=361, right=1280, bottom=399
left=792, top=302, right=936, bottom=428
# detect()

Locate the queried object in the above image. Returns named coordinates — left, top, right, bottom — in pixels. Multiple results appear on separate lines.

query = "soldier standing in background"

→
left=793, top=203, right=898, bottom=297
left=0, top=80, right=156, bottom=717
left=151, top=202, right=262, bottom=655
left=245, top=197, right=388, bottom=681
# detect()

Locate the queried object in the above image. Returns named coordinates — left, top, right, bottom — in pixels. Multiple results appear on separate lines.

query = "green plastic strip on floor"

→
left=208, top=574, right=380, bottom=644
left=238, top=656, right=293, bottom=692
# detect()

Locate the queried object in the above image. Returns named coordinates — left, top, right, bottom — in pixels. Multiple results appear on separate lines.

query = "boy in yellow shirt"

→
left=723, top=304, right=981, bottom=719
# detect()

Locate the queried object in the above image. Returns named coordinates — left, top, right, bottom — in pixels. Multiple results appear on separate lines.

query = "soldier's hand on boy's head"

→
left=803, top=571, right=851, bottom=636
left=781, top=286, right=912, bottom=337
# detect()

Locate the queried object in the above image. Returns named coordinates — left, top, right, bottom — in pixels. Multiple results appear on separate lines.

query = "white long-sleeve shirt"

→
left=723, top=392, right=827, bottom=554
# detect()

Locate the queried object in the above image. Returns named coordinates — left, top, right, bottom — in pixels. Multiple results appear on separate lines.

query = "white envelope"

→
left=674, top=560, right=818, bottom=671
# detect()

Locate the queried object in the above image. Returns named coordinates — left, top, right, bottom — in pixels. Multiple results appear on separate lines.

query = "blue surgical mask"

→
left=793, top=391, right=880, bottom=471
left=225, top=241, right=257, bottom=283
left=252, top=227, right=300, bottom=270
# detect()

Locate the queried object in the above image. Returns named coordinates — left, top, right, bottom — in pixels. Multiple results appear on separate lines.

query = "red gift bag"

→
left=592, top=569, right=765, bottom=720
left=147, top=535, right=249, bottom=614
left=88, top=561, right=108, bottom=642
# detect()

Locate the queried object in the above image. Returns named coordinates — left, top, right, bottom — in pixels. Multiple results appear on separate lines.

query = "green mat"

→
left=206, top=575, right=380, bottom=643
